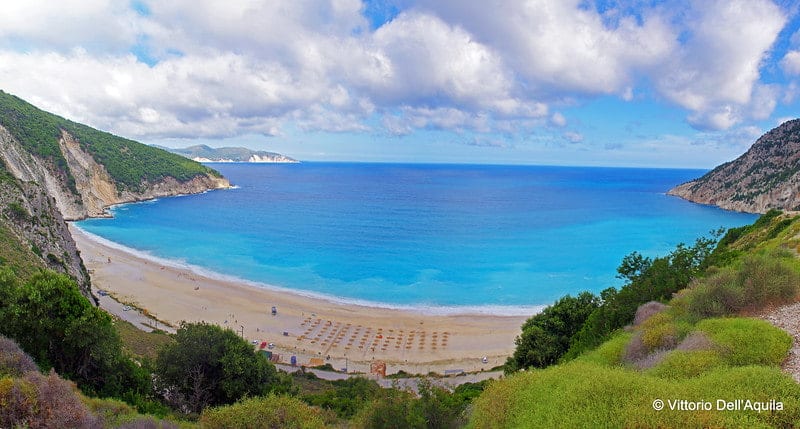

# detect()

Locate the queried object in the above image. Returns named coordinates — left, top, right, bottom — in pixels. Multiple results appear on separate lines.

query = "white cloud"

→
left=654, top=0, right=785, bottom=130
left=781, top=50, right=800, bottom=75
left=564, top=131, right=584, bottom=143
left=0, top=0, right=140, bottom=52
left=415, top=0, right=675, bottom=98
left=0, top=0, right=790, bottom=143
left=550, top=112, right=567, bottom=127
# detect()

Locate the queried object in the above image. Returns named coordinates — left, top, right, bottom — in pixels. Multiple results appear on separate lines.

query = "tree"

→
left=155, top=322, right=286, bottom=414
left=0, top=269, right=150, bottom=398
left=505, top=292, right=600, bottom=372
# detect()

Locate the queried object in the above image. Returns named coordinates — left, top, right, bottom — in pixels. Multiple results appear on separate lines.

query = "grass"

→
left=0, top=221, right=43, bottom=280
left=113, top=318, right=174, bottom=361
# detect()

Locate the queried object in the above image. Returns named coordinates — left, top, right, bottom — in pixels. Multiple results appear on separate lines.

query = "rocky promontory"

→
left=0, top=90, right=230, bottom=297
left=669, top=119, right=800, bottom=213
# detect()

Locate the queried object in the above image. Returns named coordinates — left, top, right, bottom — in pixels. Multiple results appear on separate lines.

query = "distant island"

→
left=160, top=144, right=299, bottom=163
left=669, top=119, right=800, bottom=213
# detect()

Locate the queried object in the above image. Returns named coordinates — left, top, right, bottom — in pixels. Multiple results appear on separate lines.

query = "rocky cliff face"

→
left=668, top=119, right=800, bottom=214
left=0, top=124, right=229, bottom=298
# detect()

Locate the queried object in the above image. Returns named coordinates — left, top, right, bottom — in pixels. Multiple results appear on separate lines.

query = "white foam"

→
left=73, top=225, right=544, bottom=317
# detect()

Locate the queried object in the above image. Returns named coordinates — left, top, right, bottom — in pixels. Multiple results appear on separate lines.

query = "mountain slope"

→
left=669, top=119, right=800, bottom=213
left=0, top=90, right=230, bottom=295
left=0, top=91, right=230, bottom=219
left=165, top=144, right=298, bottom=163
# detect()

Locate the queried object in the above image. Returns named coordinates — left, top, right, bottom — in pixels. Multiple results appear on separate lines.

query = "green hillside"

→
left=0, top=90, right=220, bottom=193
left=470, top=211, right=800, bottom=428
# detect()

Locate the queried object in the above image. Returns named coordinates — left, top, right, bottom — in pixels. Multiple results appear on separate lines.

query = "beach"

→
left=70, top=224, right=528, bottom=375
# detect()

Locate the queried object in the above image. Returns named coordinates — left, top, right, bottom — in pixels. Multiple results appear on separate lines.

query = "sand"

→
left=70, top=224, right=528, bottom=375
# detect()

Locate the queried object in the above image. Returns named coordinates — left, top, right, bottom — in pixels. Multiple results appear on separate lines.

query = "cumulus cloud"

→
left=654, top=0, right=785, bottom=130
left=0, top=0, right=790, bottom=142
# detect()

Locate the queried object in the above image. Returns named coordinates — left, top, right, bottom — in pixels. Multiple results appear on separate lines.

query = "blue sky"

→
left=1, top=0, right=799, bottom=168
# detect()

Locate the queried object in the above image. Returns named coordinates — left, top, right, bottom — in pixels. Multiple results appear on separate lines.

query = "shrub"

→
left=506, top=292, right=600, bottom=372
left=302, top=376, right=381, bottom=419
left=0, top=270, right=151, bottom=399
left=696, top=318, right=791, bottom=367
left=200, top=394, right=326, bottom=429
left=155, top=322, right=288, bottom=414
left=646, top=350, right=725, bottom=379
left=632, top=301, right=668, bottom=326
left=469, top=362, right=800, bottom=428
left=738, top=252, right=800, bottom=308
left=639, top=312, right=678, bottom=351
left=683, top=269, right=743, bottom=319
left=575, top=331, right=631, bottom=366
left=0, top=370, right=103, bottom=429
left=0, top=335, right=38, bottom=377
left=353, top=388, right=425, bottom=429
left=675, top=331, right=714, bottom=352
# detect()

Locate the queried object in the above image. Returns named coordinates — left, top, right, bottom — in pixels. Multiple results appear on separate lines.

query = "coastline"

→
left=70, top=224, right=528, bottom=375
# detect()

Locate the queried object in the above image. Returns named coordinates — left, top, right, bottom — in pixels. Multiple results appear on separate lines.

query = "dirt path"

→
left=757, top=302, right=800, bottom=382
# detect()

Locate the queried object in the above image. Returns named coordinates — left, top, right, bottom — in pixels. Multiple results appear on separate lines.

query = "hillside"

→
left=165, top=144, right=298, bottom=163
left=468, top=211, right=800, bottom=428
left=0, top=90, right=230, bottom=294
left=470, top=211, right=800, bottom=427
left=669, top=119, right=800, bottom=213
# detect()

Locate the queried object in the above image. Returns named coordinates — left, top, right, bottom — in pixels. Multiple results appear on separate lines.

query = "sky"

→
left=1, top=0, right=800, bottom=168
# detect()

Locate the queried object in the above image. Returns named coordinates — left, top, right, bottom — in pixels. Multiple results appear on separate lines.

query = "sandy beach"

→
left=70, top=224, right=528, bottom=375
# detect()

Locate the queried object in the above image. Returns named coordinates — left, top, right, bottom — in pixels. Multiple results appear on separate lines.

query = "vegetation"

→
left=507, top=231, right=721, bottom=373
left=0, top=269, right=152, bottom=400
left=470, top=363, right=800, bottom=428
left=199, top=395, right=327, bottom=429
left=484, top=210, right=800, bottom=427
left=302, top=376, right=382, bottom=419
left=506, top=292, right=599, bottom=371
left=0, top=221, right=43, bottom=279
left=114, top=318, right=175, bottom=361
left=0, top=90, right=220, bottom=193
left=154, top=322, right=291, bottom=415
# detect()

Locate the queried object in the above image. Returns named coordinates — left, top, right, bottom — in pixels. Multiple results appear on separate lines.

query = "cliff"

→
left=165, top=144, right=299, bottom=163
left=0, top=90, right=230, bottom=297
left=668, top=119, right=800, bottom=213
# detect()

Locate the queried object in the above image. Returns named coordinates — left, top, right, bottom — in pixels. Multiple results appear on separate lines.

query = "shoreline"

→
left=76, top=221, right=544, bottom=317
left=70, top=224, right=529, bottom=375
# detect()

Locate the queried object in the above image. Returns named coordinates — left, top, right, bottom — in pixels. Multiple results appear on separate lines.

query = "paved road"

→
left=276, top=363, right=503, bottom=393
left=96, top=291, right=176, bottom=333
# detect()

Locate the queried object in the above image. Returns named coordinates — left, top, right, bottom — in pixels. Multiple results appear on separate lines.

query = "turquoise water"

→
left=77, top=163, right=757, bottom=314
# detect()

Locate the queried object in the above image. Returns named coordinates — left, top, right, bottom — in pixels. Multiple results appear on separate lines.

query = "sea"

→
left=76, top=163, right=757, bottom=315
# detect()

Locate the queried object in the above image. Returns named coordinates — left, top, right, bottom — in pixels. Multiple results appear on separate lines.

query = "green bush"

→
left=681, top=253, right=800, bottom=320
left=0, top=371, right=103, bottom=428
left=155, top=322, right=289, bottom=414
left=469, top=362, right=800, bottom=428
left=574, top=331, right=631, bottom=366
left=696, top=318, right=791, bottom=367
left=506, top=292, right=600, bottom=372
left=565, top=234, right=719, bottom=359
left=646, top=350, right=725, bottom=379
left=302, top=376, right=381, bottom=419
left=0, top=269, right=151, bottom=400
left=200, top=395, right=327, bottom=429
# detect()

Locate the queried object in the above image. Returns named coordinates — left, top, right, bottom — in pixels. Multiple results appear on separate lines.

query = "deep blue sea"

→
left=76, top=163, right=757, bottom=314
